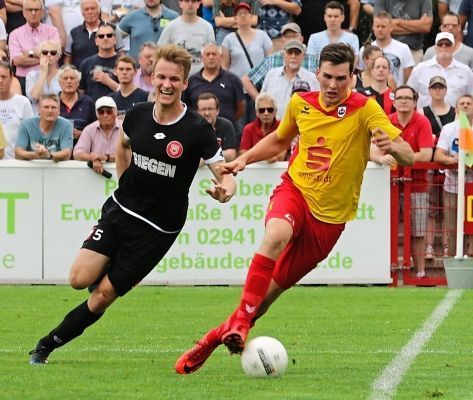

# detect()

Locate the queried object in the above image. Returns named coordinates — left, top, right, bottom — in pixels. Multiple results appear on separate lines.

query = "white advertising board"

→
left=0, top=161, right=391, bottom=285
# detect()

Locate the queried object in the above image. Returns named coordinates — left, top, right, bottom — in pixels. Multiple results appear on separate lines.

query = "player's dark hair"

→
left=154, top=44, right=192, bottom=81
left=394, top=85, right=418, bottom=102
left=319, top=43, right=355, bottom=73
left=197, top=92, right=220, bottom=109
left=324, top=1, right=344, bottom=14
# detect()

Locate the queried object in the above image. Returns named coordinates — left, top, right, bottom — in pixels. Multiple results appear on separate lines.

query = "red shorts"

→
left=266, top=174, right=345, bottom=289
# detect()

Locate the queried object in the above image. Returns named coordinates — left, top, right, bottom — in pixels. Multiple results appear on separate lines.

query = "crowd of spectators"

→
left=1, top=0, right=473, bottom=273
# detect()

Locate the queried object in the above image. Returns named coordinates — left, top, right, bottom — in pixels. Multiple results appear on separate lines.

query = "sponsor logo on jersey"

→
left=133, top=152, right=176, bottom=177
left=154, top=132, right=166, bottom=140
left=166, top=140, right=184, bottom=158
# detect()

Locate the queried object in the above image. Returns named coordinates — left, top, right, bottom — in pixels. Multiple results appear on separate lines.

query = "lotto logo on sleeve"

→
left=166, top=141, right=184, bottom=158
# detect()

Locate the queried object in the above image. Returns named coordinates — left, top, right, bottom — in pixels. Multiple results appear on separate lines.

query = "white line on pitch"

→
left=368, top=289, right=463, bottom=400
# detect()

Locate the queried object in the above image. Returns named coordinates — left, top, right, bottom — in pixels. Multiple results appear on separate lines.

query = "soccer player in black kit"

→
left=28, top=44, right=236, bottom=365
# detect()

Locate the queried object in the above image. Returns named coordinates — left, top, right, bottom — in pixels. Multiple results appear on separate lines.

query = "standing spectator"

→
left=419, top=76, right=455, bottom=260
left=222, top=2, right=272, bottom=79
left=25, top=40, right=62, bottom=114
left=358, top=55, right=395, bottom=115
left=8, top=0, right=61, bottom=94
left=424, top=11, right=473, bottom=69
left=118, top=0, right=178, bottom=60
left=389, top=85, right=434, bottom=277
left=6, top=0, right=26, bottom=35
left=196, top=92, right=237, bottom=161
left=0, top=61, right=34, bottom=159
left=213, top=0, right=259, bottom=44
left=133, top=41, right=157, bottom=93
left=44, top=0, right=82, bottom=48
left=407, top=32, right=473, bottom=108
left=241, top=22, right=317, bottom=101
left=459, top=0, right=473, bottom=48
left=109, top=56, right=148, bottom=117
left=374, top=0, right=433, bottom=64
left=362, top=11, right=414, bottom=87
left=15, top=93, right=73, bottom=161
left=306, top=1, right=360, bottom=63
left=64, top=0, right=125, bottom=70
left=158, top=0, right=215, bottom=76
left=239, top=92, right=283, bottom=162
left=261, top=40, right=318, bottom=120
left=434, top=94, right=473, bottom=257
left=58, top=64, right=96, bottom=147
left=79, top=22, right=119, bottom=101
left=184, top=41, right=245, bottom=129
left=100, top=0, right=143, bottom=24
left=258, top=0, right=301, bottom=51
left=439, top=0, right=463, bottom=18
left=73, top=95, right=121, bottom=176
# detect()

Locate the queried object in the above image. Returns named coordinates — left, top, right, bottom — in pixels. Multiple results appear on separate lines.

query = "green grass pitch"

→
left=0, top=285, right=472, bottom=399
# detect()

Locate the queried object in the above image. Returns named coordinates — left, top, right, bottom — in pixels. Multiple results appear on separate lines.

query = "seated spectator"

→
left=261, top=40, right=318, bottom=120
left=240, top=92, right=285, bottom=162
left=26, top=40, right=62, bottom=113
left=15, top=93, right=73, bottom=161
left=196, top=92, right=237, bottom=161
left=73, top=95, right=121, bottom=176
left=434, top=94, right=473, bottom=257
left=133, top=41, right=157, bottom=93
left=108, top=55, right=149, bottom=117
left=64, top=0, right=125, bottom=70
left=0, top=60, right=34, bottom=160
left=358, top=55, right=395, bottom=115
left=58, top=64, right=96, bottom=147
left=79, top=22, right=119, bottom=101
left=0, top=48, right=22, bottom=94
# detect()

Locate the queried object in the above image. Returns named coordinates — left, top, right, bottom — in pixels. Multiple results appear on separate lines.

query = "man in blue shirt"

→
left=118, top=0, right=178, bottom=59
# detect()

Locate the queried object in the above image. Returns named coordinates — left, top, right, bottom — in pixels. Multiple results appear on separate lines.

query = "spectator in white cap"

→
left=407, top=31, right=473, bottom=108
left=73, top=95, right=122, bottom=176
left=261, top=40, right=319, bottom=120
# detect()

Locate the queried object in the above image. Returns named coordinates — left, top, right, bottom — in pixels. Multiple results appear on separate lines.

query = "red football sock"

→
left=237, top=253, right=276, bottom=320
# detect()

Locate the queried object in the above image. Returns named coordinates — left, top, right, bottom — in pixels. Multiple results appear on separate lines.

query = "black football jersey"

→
left=113, top=102, right=224, bottom=232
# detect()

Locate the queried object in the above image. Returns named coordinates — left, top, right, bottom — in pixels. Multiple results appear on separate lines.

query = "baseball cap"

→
left=292, top=80, right=311, bottom=93
left=428, top=76, right=447, bottom=88
left=95, top=96, right=117, bottom=110
left=283, top=40, right=305, bottom=52
left=281, top=22, right=302, bottom=35
left=435, top=32, right=455, bottom=45
left=234, top=2, right=251, bottom=13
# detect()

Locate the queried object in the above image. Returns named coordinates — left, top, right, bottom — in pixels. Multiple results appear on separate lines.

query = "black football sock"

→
left=38, top=300, right=104, bottom=351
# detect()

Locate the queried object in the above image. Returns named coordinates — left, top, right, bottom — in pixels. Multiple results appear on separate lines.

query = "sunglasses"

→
left=258, top=107, right=275, bottom=114
left=437, top=41, right=452, bottom=47
left=97, top=108, right=114, bottom=115
left=41, top=50, right=58, bottom=56
left=97, top=33, right=114, bottom=39
left=181, top=0, right=200, bottom=2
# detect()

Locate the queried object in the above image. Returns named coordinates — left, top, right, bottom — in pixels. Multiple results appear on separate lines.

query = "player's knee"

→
left=69, top=272, right=88, bottom=290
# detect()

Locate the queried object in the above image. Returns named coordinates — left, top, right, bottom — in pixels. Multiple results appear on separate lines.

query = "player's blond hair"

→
left=154, top=44, right=192, bottom=81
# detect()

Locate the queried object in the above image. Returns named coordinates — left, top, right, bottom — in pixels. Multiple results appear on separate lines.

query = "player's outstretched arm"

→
left=220, top=130, right=292, bottom=175
left=115, top=128, right=132, bottom=179
left=371, top=128, right=415, bottom=166
left=207, top=161, right=237, bottom=203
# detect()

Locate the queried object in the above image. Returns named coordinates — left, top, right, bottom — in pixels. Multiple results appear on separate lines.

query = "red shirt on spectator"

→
left=240, top=118, right=280, bottom=151
left=389, top=111, right=434, bottom=192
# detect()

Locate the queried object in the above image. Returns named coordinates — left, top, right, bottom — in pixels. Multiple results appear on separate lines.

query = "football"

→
left=240, top=336, right=288, bottom=378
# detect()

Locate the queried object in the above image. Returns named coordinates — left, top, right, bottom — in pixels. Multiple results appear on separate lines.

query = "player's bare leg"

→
left=29, top=250, right=114, bottom=365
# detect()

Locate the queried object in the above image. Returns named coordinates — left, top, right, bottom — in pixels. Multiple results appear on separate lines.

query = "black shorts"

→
left=82, top=197, right=180, bottom=296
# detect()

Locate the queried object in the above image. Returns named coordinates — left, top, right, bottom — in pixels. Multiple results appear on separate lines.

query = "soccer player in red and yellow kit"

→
left=175, top=43, right=415, bottom=375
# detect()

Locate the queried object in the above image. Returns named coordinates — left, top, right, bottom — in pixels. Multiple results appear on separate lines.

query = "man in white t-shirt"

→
left=0, top=61, right=33, bottom=160
left=157, top=0, right=215, bottom=75
left=45, top=0, right=83, bottom=48
left=358, top=10, right=414, bottom=86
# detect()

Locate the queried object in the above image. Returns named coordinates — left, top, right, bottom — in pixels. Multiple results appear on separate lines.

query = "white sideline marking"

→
left=369, top=289, right=463, bottom=400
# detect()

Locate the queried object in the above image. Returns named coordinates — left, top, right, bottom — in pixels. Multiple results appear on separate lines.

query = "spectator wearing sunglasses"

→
left=73, top=95, right=121, bottom=176
left=78, top=22, right=120, bottom=102
left=239, top=92, right=285, bottom=162
left=118, top=0, right=178, bottom=60
left=25, top=40, right=62, bottom=114
left=8, top=0, right=61, bottom=94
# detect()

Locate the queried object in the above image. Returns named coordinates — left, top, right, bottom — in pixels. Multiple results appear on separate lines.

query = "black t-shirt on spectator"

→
left=79, top=54, right=119, bottom=102
left=108, top=88, right=149, bottom=115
